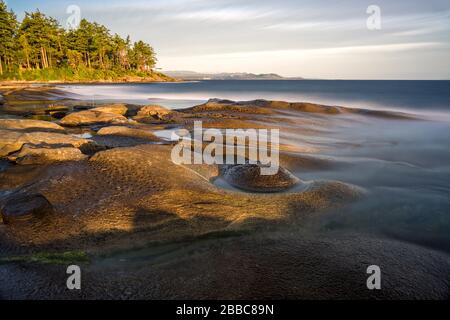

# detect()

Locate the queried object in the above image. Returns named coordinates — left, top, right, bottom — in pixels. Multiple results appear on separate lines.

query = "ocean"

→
left=60, top=80, right=450, bottom=116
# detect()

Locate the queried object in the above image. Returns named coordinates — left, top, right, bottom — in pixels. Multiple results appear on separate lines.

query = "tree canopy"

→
left=0, top=1, right=160, bottom=81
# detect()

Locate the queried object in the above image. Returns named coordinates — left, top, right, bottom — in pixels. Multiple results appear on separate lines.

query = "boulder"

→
left=8, top=144, right=88, bottom=165
left=0, top=129, right=91, bottom=157
left=91, top=104, right=128, bottom=116
left=0, top=130, right=23, bottom=156
left=220, top=164, right=300, bottom=192
left=60, top=110, right=128, bottom=127
left=0, top=119, right=65, bottom=132
left=1, top=193, right=53, bottom=224
left=96, top=126, right=159, bottom=141
left=136, top=105, right=172, bottom=119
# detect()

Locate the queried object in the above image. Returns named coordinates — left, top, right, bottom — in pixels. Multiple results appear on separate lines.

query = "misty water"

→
left=61, top=80, right=450, bottom=253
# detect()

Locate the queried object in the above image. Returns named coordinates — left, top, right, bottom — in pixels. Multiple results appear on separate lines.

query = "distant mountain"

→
left=163, top=71, right=303, bottom=80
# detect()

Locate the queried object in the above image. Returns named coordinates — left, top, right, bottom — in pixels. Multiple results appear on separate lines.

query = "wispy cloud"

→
left=176, top=42, right=446, bottom=60
left=172, top=7, right=273, bottom=22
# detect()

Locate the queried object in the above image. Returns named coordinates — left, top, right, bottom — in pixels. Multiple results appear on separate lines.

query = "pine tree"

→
left=0, top=0, right=18, bottom=74
left=0, top=1, right=159, bottom=80
left=131, top=41, right=156, bottom=71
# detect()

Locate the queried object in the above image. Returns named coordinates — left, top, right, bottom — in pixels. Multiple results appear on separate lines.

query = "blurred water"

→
left=59, top=80, right=450, bottom=117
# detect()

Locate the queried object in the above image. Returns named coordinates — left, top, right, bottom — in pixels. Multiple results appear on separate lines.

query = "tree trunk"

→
left=41, top=47, right=45, bottom=68
left=26, top=53, right=30, bottom=70
left=0, top=56, right=3, bottom=75
left=48, top=51, right=52, bottom=68
left=44, top=48, right=49, bottom=68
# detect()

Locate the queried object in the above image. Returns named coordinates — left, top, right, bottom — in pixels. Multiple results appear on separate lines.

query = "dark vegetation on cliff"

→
left=0, top=1, right=172, bottom=82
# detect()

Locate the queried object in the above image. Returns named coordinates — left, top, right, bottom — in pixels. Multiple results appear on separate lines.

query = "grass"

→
left=0, top=250, right=90, bottom=265
left=0, top=67, right=174, bottom=82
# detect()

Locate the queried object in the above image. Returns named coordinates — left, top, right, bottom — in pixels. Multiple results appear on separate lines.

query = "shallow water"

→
left=289, top=116, right=450, bottom=252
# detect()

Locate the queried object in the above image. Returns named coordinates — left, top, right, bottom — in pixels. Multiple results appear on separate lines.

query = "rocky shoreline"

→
left=0, top=85, right=448, bottom=299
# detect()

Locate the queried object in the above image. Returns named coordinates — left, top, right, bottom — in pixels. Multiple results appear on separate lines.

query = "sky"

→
left=6, top=0, right=450, bottom=79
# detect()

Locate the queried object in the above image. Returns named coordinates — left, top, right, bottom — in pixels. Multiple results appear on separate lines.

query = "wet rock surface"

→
left=0, top=130, right=91, bottom=157
left=96, top=125, right=160, bottom=141
left=136, top=105, right=172, bottom=118
left=60, top=110, right=128, bottom=126
left=0, top=119, right=65, bottom=132
left=134, top=105, right=181, bottom=124
left=0, top=144, right=363, bottom=250
left=91, top=104, right=128, bottom=116
left=1, top=193, right=53, bottom=224
left=220, top=164, right=300, bottom=192
left=183, top=98, right=417, bottom=119
left=8, top=144, right=88, bottom=165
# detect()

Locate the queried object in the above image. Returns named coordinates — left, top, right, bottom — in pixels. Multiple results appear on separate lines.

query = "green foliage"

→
left=0, top=250, right=89, bottom=265
left=0, top=1, right=159, bottom=81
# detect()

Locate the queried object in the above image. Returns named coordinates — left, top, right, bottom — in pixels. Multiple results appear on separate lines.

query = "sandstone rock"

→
left=136, top=105, right=172, bottom=119
left=0, top=130, right=23, bottom=157
left=96, top=126, right=159, bottom=141
left=0, top=143, right=362, bottom=248
left=91, top=104, right=128, bottom=116
left=0, top=119, right=65, bottom=132
left=8, top=144, right=88, bottom=165
left=0, top=129, right=91, bottom=157
left=188, top=99, right=416, bottom=119
left=188, top=99, right=272, bottom=114
left=220, top=164, right=300, bottom=192
left=1, top=193, right=53, bottom=224
left=60, top=110, right=128, bottom=126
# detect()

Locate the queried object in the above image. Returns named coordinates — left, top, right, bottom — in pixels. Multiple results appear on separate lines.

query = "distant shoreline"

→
left=1, top=79, right=448, bottom=88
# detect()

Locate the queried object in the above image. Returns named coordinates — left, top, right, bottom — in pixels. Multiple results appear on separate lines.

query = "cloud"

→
left=171, top=7, right=274, bottom=22
left=166, top=42, right=446, bottom=60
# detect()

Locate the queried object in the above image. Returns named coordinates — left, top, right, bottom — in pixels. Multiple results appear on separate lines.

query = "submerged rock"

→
left=8, top=144, right=88, bottom=165
left=91, top=104, right=128, bottom=116
left=0, top=119, right=65, bottom=132
left=220, top=164, right=300, bottom=192
left=60, top=110, right=128, bottom=126
left=1, top=193, right=53, bottom=224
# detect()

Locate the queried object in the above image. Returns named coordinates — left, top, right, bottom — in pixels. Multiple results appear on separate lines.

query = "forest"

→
left=0, top=1, right=170, bottom=81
